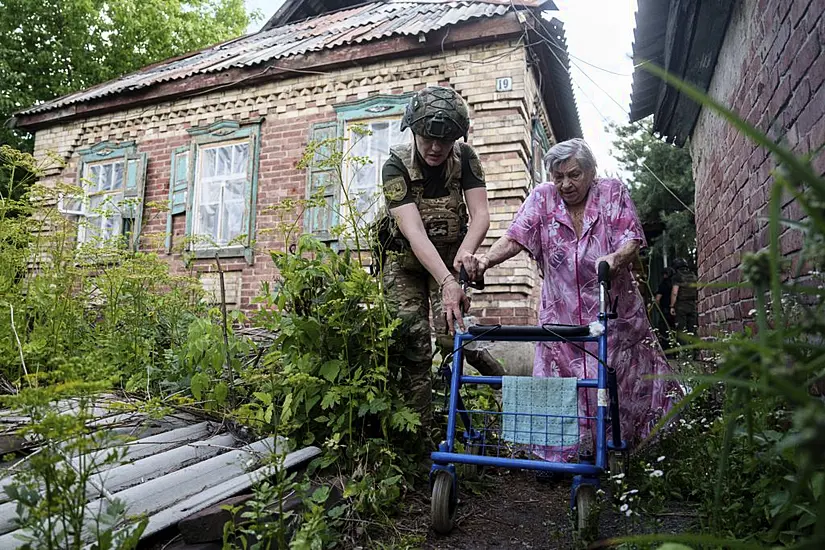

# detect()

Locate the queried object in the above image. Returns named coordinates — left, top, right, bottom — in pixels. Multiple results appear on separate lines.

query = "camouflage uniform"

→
left=673, top=267, right=698, bottom=335
left=378, top=87, right=505, bottom=433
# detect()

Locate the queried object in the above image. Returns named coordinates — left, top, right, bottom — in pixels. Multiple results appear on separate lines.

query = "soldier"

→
left=670, top=258, right=698, bottom=341
left=377, top=86, right=505, bottom=437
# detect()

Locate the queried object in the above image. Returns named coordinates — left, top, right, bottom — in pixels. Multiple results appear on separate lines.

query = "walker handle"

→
left=459, top=265, right=485, bottom=291
left=598, top=260, right=611, bottom=290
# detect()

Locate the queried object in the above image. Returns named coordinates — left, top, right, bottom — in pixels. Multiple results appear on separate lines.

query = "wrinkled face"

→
left=552, top=158, right=593, bottom=206
left=415, top=134, right=455, bottom=167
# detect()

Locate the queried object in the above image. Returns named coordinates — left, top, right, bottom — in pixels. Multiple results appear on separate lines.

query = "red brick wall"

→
left=140, top=113, right=332, bottom=309
left=691, top=0, right=825, bottom=334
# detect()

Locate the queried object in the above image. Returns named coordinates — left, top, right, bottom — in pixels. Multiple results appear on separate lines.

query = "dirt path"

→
left=380, top=469, right=695, bottom=549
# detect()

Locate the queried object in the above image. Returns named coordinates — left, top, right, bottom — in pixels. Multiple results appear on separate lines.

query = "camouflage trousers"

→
left=382, top=256, right=505, bottom=437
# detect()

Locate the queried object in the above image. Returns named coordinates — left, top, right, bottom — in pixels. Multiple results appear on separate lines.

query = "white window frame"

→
left=341, top=117, right=410, bottom=229
left=61, top=158, right=127, bottom=247
left=190, top=139, right=250, bottom=250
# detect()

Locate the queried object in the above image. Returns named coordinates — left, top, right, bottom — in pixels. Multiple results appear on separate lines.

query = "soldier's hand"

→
left=442, top=279, right=470, bottom=335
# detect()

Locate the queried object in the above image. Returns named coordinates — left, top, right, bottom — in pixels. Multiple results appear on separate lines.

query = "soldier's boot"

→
left=465, top=348, right=505, bottom=389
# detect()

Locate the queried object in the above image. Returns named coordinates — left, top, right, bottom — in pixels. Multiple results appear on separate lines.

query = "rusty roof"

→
left=18, top=0, right=517, bottom=117
left=265, top=0, right=557, bottom=29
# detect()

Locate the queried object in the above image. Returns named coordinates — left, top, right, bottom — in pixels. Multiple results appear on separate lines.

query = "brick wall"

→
left=691, top=0, right=825, bottom=334
left=32, top=39, right=553, bottom=323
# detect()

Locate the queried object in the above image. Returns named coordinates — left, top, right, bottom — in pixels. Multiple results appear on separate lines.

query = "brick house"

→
left=10, top=0, right=581, bottom=325
left=629, top=0, right=825, bottom=334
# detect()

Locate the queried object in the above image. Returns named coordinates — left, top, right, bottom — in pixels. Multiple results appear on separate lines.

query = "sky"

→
left=244, top=0, right=639, bottom=177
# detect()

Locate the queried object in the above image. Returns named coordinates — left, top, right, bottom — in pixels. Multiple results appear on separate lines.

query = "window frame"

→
left=184, top=119, right=263, bottom=264
left=340, top=115, right=411, bottom=231
left=59, top=140, right=146, bottom=251
left=304, top=94, right=413, bottom=242
left=531, top=118, right=551, bottom=188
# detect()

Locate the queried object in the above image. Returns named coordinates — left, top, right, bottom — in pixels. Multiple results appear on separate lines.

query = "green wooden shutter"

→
left=305, top=122, right=339, bottom=240
left=122, top=152, right=148, bottom=251
left=166, top=147, right=190, bottom=253
left=243, top=129, right=260, bottom=264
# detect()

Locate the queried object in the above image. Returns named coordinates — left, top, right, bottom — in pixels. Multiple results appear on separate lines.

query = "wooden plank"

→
left=0, top=422, right=216, bottom=506
left=0, top=432, right=237, bottom=535
left=0, top=437, right=286, bottom=548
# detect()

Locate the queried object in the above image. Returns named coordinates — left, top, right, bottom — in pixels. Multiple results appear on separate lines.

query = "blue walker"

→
left=430, top=261, right=627, bottom=536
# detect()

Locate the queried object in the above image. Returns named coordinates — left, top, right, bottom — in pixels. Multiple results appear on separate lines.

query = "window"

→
left=169, top=119, right=261, bottom=264
left=83, top=159, right=126, bottom=243
left=59, top=141, right=147, bottom=250
left=531, top=119, right=551, bottom=187
left=306, top=94, right=412, bottom=241
left=192, top=141, right=250, bottom=248
left=343, top=118, right=410, bottom=228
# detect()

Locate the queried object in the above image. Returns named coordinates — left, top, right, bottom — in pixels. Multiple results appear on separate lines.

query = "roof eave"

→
left=12, top=14, right=526, bottom=132
left=628, top=0, right=734, bottom=145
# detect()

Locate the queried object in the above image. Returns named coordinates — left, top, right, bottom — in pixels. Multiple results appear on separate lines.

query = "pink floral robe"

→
left=506, top=178, right=681, bottom=462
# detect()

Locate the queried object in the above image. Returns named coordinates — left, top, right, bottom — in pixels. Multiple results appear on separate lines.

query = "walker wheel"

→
left=460, top=439, right=484, bottom=481
left=574, top=484, right=599, bottom=540
left=431, top=470, right=457, bottom=534
left=608, top=450, right=628, bottom=477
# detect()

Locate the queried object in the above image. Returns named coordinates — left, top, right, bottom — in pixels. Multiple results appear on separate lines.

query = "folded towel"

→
left=501, top=376, right=579, bottom=447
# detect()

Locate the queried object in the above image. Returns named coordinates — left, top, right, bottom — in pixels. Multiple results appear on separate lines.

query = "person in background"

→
left=670, top=258, right=698, bottom=343
left=463, top=138, right=682, bottom=463
left=654, top=266, right=676, bottom=349
left=376, top=86, right=505, bottom=440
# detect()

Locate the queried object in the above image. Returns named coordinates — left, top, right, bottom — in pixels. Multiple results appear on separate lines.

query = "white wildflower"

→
left=657, top=455, right=665, bottom=462
left=620, top=504, right=629, bottom=512
left=627, top=489, right=639, bottom=495
left=620, top=494, right=627, bottom=501
left=625, top=509, right=633, bottom=517
left=748, top=309, right=757, bottom=316
left=650, top=469, right=664, bottom=478
left=611, top=473, right=625, bottom=480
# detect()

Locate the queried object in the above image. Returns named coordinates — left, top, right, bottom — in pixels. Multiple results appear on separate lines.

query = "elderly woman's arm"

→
left=596, top=240, right=641, bottom=275
left=453, top=187, right=491, bottom=272
left=463, top=235, right=524, bottom=280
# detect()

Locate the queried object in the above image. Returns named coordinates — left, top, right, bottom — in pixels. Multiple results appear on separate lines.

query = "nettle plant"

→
left=216, top=127, right=423, bottom=545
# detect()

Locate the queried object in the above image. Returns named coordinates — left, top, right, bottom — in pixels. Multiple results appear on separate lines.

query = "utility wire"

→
left=518, top=5, right=695, bottom=215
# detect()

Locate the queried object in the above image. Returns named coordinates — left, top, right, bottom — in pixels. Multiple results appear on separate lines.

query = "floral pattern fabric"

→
left=505, top=178, right=681, bottom=461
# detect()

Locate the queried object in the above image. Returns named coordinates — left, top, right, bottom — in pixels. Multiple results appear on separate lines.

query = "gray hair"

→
left=543, top=138, right=597, bottom=175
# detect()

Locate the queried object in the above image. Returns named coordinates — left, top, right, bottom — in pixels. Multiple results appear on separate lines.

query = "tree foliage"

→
left=0, top=0, right=257, bottom=152
left=611, top=117, right=695, bottom=262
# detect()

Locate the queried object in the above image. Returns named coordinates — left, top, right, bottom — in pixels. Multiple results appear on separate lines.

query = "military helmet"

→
left=401, top=86, right=470, bottom=142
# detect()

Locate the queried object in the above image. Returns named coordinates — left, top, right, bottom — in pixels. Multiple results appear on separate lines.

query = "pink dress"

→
left=506, top=178, right=680, bottom=461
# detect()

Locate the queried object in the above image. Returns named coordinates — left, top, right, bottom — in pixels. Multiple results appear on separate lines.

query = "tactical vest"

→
left=674, top=270, right=698, bottom=313
left=376, top=142, right=469, bottom=271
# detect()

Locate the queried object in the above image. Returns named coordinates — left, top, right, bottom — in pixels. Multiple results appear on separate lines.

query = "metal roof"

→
left=628, top=0, right=734, bottom=145
left=0, top=395, right=320, bottom=547
left=264, top=0, right=557, bottom=29
left=18, top=0, right=513, bottom=117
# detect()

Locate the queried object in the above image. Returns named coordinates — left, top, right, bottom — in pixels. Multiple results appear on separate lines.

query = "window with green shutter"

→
left=305, top=94, right=413, bottom=241
left=165, top=119, right=262, bottom=264
left=58, top=140, right=147, bottom=251
left=531, top=118, right=551, bottom=187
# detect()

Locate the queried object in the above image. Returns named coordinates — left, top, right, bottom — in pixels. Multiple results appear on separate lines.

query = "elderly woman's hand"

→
left=459, top=253, right=489, bottom=282
left=594, top=253, right=617, bottom=276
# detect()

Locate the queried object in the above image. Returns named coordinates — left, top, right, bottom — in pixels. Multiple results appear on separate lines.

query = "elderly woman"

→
left=464, top=138, right=680, bottom=462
